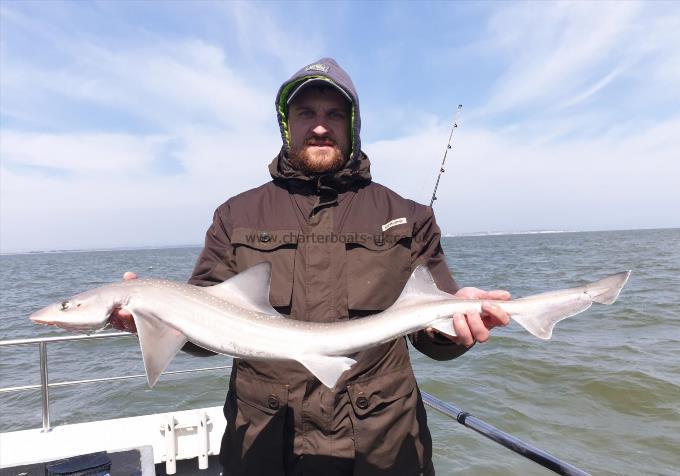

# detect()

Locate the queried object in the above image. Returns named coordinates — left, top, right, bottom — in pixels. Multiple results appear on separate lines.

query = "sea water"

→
left=1, top=229, right=678, bottom=475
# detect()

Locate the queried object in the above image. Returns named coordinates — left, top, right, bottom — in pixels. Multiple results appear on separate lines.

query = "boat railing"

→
left=0, top=333, right=588, bottom=476
left=0, top=332, right=232, bottom=433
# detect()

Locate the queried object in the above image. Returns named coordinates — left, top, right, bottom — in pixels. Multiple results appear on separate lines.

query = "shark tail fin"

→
left=509, top=297, right=593, bottom=340
left=509, top=271, right=631, bottom=340
left=583, top=271, right=631, bottom=304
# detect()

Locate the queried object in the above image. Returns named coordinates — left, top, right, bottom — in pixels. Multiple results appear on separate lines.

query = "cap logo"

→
left=305, top=63, right=329, bottom=73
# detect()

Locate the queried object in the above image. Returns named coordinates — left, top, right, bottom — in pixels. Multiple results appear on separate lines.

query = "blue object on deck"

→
left=45, top=451, right=111, bottom=476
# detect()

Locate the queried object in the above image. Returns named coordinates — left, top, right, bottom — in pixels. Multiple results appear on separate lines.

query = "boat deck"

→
left=0, top=406, right=226, bottom=474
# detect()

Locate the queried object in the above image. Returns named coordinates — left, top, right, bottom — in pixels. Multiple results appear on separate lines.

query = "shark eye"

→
left=59, top=301, right=71, bottom=311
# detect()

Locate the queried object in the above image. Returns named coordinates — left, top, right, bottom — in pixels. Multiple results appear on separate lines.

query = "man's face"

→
left=287, top=86, right=351, bottom=175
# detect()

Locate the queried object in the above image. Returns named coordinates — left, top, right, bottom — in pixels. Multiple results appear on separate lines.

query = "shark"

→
left=30, top=263, right=630, bottom=389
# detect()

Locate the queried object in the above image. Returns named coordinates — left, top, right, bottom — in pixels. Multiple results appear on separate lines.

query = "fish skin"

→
left=29, top=263, right=631, bottom=389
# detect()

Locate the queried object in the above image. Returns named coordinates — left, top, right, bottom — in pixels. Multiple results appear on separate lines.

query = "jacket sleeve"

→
left=189, top=205, right=239, bottom=287
left=183, top=204, right=238, bottom=356
left=407, top=204, right=471, bottom=361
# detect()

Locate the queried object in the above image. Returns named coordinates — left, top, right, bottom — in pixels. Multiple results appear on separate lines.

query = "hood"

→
left=275, top=57, right=362, bottom=164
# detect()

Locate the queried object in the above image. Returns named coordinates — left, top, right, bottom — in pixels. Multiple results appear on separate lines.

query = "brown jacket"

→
left=188, top=58, right=468, bottom=475
left=189, top=150, right=467, bottom=475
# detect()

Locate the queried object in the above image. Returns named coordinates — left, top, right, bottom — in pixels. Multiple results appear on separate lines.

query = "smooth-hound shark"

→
left=30, top=264, right=631, bottom=389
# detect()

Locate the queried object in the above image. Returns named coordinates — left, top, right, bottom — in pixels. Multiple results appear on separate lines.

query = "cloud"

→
left=223, top=2, right=325, bottom=71
left=556, top=64, right=626, bottom=110
left=1, top=2, right=678, bottom=253
left=477, top=1, right=680, bottom=115
left=0, top=4, right=295, bottom=252
left=367, top=114, right=680, bottom=233
left=2, top=131, right=170, bottom=176
left=0, top=127, right=279, bottom=252
left=1, top=40, right=274, bottom=132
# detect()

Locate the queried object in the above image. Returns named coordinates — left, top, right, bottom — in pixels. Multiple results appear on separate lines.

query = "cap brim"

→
left=286, top=77, right=352, bottom=105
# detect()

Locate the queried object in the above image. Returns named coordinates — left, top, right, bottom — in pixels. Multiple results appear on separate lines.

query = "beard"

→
left=289, top=140, right=347, bottom=175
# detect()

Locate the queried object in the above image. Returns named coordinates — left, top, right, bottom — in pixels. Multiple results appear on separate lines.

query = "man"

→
left=112, top=58, right=510, bottom=475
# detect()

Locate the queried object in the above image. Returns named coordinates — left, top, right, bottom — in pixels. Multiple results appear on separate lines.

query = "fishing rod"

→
left=420, top=391, right=589, bottom=476
left=425, top=107, right=590, bottom=476
left=429, top=104, right=463, bottom=207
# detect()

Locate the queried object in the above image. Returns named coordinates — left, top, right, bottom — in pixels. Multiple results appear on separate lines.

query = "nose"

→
left=312, top=124, right=329, bottom=136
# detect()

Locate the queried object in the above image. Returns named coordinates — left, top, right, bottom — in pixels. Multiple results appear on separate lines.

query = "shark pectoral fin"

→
left=130, top=310, right=188, bottom=388
left=297, top=354, right=357, bottom=389
left=430, top=317, right=457, bottom=337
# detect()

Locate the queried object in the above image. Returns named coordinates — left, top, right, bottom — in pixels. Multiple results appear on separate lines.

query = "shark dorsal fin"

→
left=391, top=265, right=454, bottom=309
left=392, top=265, right=459, bottom=337
left=203, top=262, right=279, bottom=315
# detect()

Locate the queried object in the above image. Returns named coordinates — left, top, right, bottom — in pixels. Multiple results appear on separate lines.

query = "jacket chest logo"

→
left=381, top=217, right=407, bottom=232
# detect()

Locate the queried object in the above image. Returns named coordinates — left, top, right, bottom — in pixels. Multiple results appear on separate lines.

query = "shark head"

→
left=30, top=284, right=125, bottom=333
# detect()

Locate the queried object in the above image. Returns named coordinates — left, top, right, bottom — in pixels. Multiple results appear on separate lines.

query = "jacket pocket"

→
left=347, top=370, right=429, bottom=475
left=231, top=227, right=297, bottom=308
left=232, top=367, right=290, bottom=415
left=222, top=368, right=290, bottom=474
left=345, top=229, right=412, bottom=311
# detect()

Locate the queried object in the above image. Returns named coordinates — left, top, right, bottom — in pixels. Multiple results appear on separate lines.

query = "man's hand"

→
left=109, top=271, right=138, bottom=333
left=429, top=287, right=511, bottom=347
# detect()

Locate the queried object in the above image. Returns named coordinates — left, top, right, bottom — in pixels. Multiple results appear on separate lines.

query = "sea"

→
left=1, top=228, right=678, bottom=475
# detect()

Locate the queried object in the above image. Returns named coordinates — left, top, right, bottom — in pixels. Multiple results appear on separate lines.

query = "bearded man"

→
left=113, top=58, right=510, bottom=475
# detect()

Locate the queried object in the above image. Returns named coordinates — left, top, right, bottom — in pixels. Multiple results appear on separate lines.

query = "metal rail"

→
left=2, top=333, right=588, bottom=474
left=0, top=333, right=231, bottom=432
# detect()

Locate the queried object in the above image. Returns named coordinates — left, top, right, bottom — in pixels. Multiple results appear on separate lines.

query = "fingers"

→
left=485, top=290, right=511, bottom=301
left=110, top=309, right=137, bottom=333
left=454, top=287, right=485, bottom=299
left=481, top=302, right=510, bottom=328
left=425, top=327, right=435, bottom=339
left=433, top=285, right=512, bottom=347
left=450, top=311, right=495, bottom=347
left=452, top=313, right=491, bottom=346
left=452, top=314, right=473, bottom=346
left=111, top=272, right=137, bottom=331
left=466, top=312, right=490, bottom=343
left=454, top=287, right=511, bottom=301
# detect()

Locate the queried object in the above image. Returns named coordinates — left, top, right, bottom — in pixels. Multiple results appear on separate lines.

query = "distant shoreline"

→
left=0, top=243, right=202, bottom=257
left=1, top=227, right=677, bottom=256
left=444, top=229, right=573, bottom=237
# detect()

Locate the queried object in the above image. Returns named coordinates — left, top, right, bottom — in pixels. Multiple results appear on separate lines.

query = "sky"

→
left=1, top=1, right=679, bottom=253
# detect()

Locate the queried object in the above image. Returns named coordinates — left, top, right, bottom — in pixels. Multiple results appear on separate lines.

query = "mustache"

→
left=305, top=137, right=337, bottom=147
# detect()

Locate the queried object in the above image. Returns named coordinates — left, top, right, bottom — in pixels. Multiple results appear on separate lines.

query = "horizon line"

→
left=1, top=226, right=677, bottom=256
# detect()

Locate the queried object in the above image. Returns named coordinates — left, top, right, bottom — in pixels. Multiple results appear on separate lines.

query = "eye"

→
left=295, top=109, right=314, bottom=118
left=59, top=301, right=71, bottom=311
